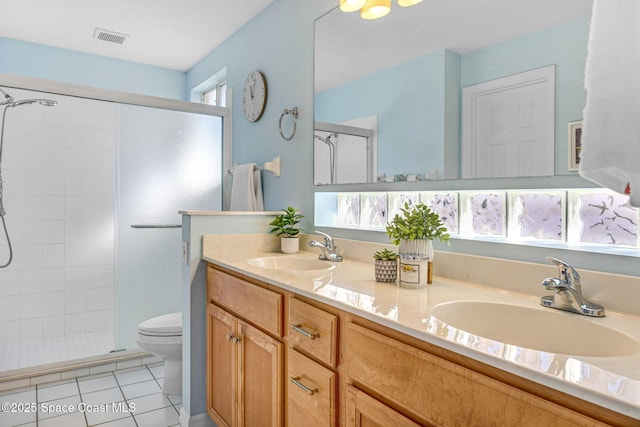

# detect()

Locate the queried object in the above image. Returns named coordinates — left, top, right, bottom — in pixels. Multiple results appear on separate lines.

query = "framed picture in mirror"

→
left=568, top=120, right=583, bottom=171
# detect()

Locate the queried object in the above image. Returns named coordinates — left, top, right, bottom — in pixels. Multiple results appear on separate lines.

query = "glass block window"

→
left=460, top=192, right=506, bottom=237
left=360, top=193, right=388, bottom=229
left=508, top=191, right=565, bottom=241
left=337, top=193, right=361, bottom=227
left=422, top=192, right=459, bottom=234
left=569, top=191, right=638, bottom=246
left=388, top=193, right=420, bottom=221
left=314, top=188, right=640, bottom=256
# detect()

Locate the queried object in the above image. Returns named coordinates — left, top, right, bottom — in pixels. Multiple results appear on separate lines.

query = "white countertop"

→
left=202, top=238, right=640, bottom=420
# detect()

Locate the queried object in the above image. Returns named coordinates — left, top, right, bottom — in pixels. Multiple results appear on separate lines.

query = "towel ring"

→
left=279, top=107, right=298, bottom=141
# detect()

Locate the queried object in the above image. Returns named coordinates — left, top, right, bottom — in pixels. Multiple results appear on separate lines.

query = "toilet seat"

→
left=137, top=312, right=182, bottom=337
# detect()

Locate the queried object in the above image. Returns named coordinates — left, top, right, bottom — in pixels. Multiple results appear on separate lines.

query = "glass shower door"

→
left=115, top=104, right=222, bottom=350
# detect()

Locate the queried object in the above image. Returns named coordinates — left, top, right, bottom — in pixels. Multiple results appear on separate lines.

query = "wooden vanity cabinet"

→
left=205, top=263, right=637, bottom=427
left=206, top=265, right=284, bottom=427
left=346, top=321, right=614, bottom=427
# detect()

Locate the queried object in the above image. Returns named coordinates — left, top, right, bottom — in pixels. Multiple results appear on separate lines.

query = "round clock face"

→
left=243, top=70, right=267, bottom=122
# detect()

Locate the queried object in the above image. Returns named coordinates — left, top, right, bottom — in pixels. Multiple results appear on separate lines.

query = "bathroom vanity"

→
left=202, top=235, right=640, bottom=427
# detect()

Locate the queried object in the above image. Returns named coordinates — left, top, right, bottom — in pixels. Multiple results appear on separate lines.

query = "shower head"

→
left=0, top=89, right=57, bottom=108
left=314, top=133, right=337, bottom=146
left=0, top=89, right=14, bottom=105
left=10, top=99, right=58, bottom=107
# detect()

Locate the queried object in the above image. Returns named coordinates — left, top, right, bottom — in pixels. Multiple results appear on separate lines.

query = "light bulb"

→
left=360, top=0, right=391, bottom=19
left=340, top=0, right=367, bottom=12
left=398, top=0, right=423, bottom=6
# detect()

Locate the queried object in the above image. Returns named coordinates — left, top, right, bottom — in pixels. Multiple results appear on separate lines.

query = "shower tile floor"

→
left=0, top=362, right=181, bottom=427
left=0, top=332, right=114, bottom=372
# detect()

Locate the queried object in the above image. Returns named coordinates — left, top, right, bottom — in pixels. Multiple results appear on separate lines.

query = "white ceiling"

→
left=316, top=0, right=593, bottom=92
left=0, top=0, right=275, bottom=71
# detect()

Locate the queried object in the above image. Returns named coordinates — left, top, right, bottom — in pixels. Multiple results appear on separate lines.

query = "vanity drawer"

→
left=207, top=266, right=283, bottom=336
left=346, top=322, right=608, bottom=427
left=289, top=297, right=338, bottom=367
left=287, top=349, right=337, bottom=427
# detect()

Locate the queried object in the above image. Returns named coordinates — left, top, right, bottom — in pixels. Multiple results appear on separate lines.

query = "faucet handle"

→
left=545, top=256, right=581, bottom=290
left=314, top=230, right=334, bottom=248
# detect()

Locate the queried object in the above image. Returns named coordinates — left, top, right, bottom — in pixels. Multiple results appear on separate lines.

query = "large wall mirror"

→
left=314, top=0, right=592, bottom=185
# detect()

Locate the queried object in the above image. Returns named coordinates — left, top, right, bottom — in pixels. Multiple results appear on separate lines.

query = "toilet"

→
left=136, top=312, right=183, bottom=395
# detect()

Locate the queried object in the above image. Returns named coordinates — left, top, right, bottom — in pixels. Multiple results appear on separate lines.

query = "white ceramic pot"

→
left=398, top=238, right=434, bottom=259
left=281, top=237, right=300, bottom=254
left=398, top=239, right=433, bottom=288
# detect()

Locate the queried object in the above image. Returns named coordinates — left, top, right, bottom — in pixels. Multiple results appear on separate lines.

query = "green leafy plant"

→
left=386, top=202, right=450, bottom=245
left=373, top=248, right=399, bottom=261
left=269, top=207, right=304, bottom=238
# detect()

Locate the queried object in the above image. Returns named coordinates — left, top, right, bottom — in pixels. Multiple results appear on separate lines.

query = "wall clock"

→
left=243, top=70, right=267, bottom=122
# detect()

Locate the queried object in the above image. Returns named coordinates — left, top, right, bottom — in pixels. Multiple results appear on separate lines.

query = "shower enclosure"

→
left=0, top=85, right=223, bottom=372
left=314, top=120, right=376, bottom=185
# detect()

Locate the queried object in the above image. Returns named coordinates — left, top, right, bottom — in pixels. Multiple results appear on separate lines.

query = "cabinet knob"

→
left=290, top=376, right=317, bottom=395
left=226, top=333, right=241, bottom=344
left=291, top=323, right=320, bottom=340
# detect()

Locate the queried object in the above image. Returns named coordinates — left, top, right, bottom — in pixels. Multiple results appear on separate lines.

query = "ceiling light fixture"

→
left=341, top=0, right=423, bottom=20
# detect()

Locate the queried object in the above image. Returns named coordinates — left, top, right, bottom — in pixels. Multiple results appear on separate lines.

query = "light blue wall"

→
left=0, top=37, right=187, bottom=99
left=187, top=3, right=637, bottom=279
left=315, top=50, right=450, bottom=178
left=187, top=0, right=336, bottom=220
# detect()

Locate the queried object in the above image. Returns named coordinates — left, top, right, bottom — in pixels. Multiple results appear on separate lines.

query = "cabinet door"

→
left=288, top=349, right=337, bottom=427
left=346, top=386, right=421, bottom=427
left=207, top=304, right=238, bottom=427
left=238, top=320, right=283, bottom=427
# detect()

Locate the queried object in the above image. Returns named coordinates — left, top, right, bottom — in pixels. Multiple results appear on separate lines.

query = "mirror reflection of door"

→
left=462, top=66, right=556, bottom=179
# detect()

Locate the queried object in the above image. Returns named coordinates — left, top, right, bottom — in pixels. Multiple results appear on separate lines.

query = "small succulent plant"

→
left=373, top=248, right=399, bottom=261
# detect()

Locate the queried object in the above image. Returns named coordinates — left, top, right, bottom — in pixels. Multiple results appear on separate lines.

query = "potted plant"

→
left=269, top=207, right=304, bottom=253
left=373, top=248, right=398, bottom=283
left=386, top=202, right=449, bottom=286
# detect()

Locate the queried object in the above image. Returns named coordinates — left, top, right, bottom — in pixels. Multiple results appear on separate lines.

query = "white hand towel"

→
left=253, top=167, right=264, bottom=211
left=580, top=0, right=640, bottom=206
left=230, top=163, right=264, bottom=211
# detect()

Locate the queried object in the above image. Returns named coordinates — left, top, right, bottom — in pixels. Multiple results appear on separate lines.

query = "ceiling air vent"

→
left=93, top=28, right=129, bottom=45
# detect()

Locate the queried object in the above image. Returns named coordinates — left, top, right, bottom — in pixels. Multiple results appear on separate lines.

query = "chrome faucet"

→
left=308, top=231, right=343, bottom=262
left=540, top=257, right=605, bottom=317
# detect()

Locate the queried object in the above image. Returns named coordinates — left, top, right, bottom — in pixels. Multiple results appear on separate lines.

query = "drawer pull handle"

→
left=290, top=376, right=317, bottom=395
left=291, top=323, right=319, bottom=340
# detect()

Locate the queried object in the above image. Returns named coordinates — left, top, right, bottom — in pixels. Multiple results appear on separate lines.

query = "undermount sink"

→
left=247, top=256, right=336, bottom=273
left=428, top=301, right=640, bottom=357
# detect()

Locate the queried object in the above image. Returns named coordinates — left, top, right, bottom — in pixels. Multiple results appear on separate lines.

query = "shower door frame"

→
left=314, top=120, right=376, bottom=184
left=0, top=73, right=232, bottom=370
left=0, top=73, right=232, bottom=175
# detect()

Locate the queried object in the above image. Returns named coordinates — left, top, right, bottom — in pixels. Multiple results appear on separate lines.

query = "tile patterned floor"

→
left=0, top=362, right=181, bottom=427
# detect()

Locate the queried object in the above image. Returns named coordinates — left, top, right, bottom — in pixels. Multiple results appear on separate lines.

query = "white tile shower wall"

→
left=0, top=89, right=115, bottom=345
